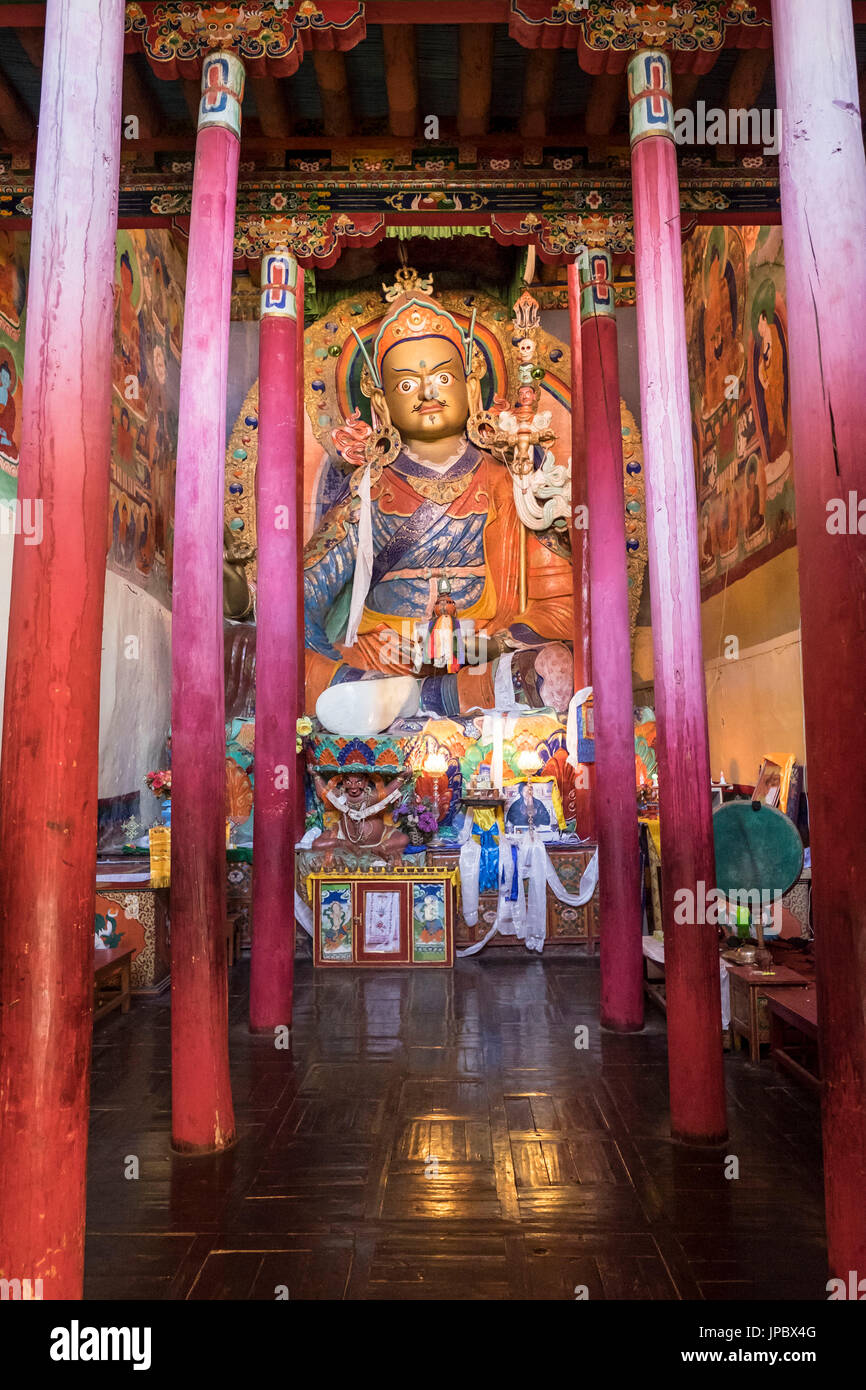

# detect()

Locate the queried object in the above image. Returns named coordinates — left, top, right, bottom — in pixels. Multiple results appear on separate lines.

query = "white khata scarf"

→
left=345, top=461, right=374, bottom=648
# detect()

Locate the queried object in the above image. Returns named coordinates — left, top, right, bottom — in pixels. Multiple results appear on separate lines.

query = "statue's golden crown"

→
left=356, top=270, right=475, bottom=389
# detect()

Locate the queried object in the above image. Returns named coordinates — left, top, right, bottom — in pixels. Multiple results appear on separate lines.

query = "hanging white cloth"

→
left=566, top=685, right=593, bottom=770
left=466, top=709, right=522, bottom=790
left=458, top=810, right=482, bottom=927
left=493, top=653, right=524, bottom=713
left=294, top=890, right=314, bottom=938
left=345, top=462, right=374, bottom=648
left=457, top=834, right=599, bottom=957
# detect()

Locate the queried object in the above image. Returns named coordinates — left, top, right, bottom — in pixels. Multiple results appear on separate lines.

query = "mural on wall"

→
left=0, top=230, right=29, bottom=502
left=109, top=229, right=186, bottom=604
left=684, top=225, right=795, bottom=593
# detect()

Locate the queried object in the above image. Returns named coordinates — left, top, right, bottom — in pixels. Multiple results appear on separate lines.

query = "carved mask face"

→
left=382, top=336, right=469, bottom=445
left=342, top=774, right=367, bottom=798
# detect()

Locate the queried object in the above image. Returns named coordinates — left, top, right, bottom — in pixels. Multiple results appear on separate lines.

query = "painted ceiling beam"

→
left=382, top=22, right=418, bottom=139
left=2, top=2, right=866, bottom=28
left=520, top=47, right=557, bottom=141
left=458, top=24, right=494, bottom=139
left=312, top=49, right=352, bottom=139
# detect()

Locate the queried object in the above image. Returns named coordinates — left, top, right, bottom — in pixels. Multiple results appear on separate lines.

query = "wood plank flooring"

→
left=84, top=949, right=827, bottom=1300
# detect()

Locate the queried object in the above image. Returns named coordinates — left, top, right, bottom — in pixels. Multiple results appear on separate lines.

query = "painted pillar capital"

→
left=628, top=48, right=675, bottom=147
left=260, top=250, right=299, bottom=320
left=578, top=247, right=616, bottom=322
left=198, top=49, right=245, bottom=138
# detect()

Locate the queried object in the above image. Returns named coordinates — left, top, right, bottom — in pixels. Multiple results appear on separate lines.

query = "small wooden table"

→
left=94, top=945, right=134, bottom=1022
left=724, top=961, right=812, bottom=1063
left=764, top=986, right=820, bottom=1091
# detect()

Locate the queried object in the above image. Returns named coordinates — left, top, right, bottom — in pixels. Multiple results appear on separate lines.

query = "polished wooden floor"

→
left=84, top=948, right=827, bottom=1300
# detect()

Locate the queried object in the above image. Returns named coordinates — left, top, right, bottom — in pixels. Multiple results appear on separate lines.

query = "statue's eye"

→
left=437, top=373, right=453, bottom=387
left=397, top=379, right=416, bottom=394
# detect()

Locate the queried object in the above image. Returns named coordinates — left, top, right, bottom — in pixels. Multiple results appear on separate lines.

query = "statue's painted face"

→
left=382, top=336, right=469, bottom=444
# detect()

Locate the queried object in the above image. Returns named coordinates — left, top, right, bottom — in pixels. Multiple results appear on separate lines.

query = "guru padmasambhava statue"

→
left=303, top=283, right=576, bottom=729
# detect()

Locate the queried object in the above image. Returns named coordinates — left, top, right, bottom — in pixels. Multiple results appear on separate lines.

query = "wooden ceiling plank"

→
left=585, top=71, right=624, bottom=137
left=458, top=24, right=495, bottom=139
left=718, top=47, right=772, bottom=162
left=520, top=47, right=557, bottom=141
left=312, top=49, right=352, bottom=139
left=122, top=55, right=163, bottom=142
left=14, top=26, right=43, bottom=68
left=0, top=75, right=35, bottom=145
left=382, top=22, right=418, bottom=139
left=249, top=74, right=293, bottom=142
left=182, top=78, right=201, bottom=131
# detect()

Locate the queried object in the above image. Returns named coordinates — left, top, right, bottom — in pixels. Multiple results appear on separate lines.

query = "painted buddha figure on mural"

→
left=303, top=286, right=575, bottom=725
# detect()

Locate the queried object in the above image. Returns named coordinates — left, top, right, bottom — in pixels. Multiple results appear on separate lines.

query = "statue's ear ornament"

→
left=363, top=424, right=402, bottom=467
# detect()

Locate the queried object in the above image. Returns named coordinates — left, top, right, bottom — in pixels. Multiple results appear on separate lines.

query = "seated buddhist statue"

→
left=303, top=283, right=576, bottom=733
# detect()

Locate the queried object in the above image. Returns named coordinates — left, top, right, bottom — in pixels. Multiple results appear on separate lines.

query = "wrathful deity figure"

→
left=303, top=286, right=575, bottom=731
left=305, top=753, right=411, bottom=867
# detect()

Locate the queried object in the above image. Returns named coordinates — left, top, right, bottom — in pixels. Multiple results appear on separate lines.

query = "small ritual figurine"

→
left=423, top=576, right=463, bottom=673
left=306, top=752, right=411, bottom=868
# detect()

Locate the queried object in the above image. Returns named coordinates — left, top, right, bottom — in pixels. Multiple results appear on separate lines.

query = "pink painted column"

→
left=0, top=0, right=124, bottom=1300
left=629, top=50, right=726, bottom=1143
left=567, top=259, right=595, bottom=843
left=772, top=0, right=866, bottom=1279
left=579, top=248, right=644, bottom=1033
left=249, top=250, right=300, bottom=1034
left=171, top=50, right=245, bottom=1152
left=295, top=266, right=308, bottom=840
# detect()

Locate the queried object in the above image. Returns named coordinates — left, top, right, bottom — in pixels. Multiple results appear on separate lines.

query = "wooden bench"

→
left=94, top=945, right=134, bottom=1022
left=764, top=986, right=820, bottom=1092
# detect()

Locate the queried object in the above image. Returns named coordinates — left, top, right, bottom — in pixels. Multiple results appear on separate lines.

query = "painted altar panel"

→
left=0, top=230, right=29, bottom=502
left=311, top=870, right=455, bottom=968
left=683, top=225, right=795, bottom=594
left=109, top=229, right=186, bottom=605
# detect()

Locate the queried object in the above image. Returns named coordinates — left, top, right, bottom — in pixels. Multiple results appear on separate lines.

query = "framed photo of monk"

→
left=503, top=778, right=559, bottom=841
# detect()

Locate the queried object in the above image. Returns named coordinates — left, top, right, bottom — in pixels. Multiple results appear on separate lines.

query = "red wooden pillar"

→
left=171, top=50, right=244, bottom=1151
left=295, top=265, right=307, bottom=840
left=771, top=0, right=866, bottom=1278
left=628, top=50, right=727, bottom=1143
left=249, top=251, right=300, bottom=1034
left=567, top=260, right=595, bottom=842
left=580, top=248, right=644, bottom=1033
left=0, top=0, right=124, bottom=1299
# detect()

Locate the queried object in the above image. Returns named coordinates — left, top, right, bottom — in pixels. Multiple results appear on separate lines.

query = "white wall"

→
left=703, top=630, right=805, bottom=786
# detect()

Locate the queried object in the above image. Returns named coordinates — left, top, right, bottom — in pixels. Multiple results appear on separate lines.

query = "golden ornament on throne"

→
left=225, top=267, right=648, bottom=733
